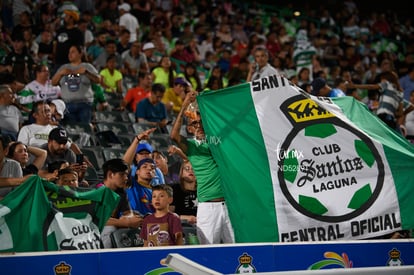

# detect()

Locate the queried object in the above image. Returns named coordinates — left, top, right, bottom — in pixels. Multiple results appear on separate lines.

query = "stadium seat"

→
left=95, top=122, right=132, bottom=135
left=65, top=122, right=94, bottom=135
left=128, top=112, right=136, bottom=123
left=149, top=134, right=171, bottom=151
left=82, top=146, right=105, bottom=171
left=102, top=148, right=126, bottom=162
left=94, top=111, right=130, bottom=123
left=131, top=122, right=158, bottom=134
left=181, top=222, right=199, bottom=245
left=83, top=166, right=101, bottom=185
left=95, top=130, right=123, bottom=148
left=110, top=228, right=143, bottom=248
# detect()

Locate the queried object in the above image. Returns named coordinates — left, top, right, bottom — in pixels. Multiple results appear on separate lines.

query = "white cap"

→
left=51, top=99, right=66, bottom=119
left=142, top=42, right=155, bottom=51
left=118, top=3, right=131, bottom=12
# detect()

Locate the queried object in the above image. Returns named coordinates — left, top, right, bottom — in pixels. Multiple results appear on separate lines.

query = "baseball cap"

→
left=142, top=42, right=155, bottom=51
left=136, top=142, right=153, bottom=154
left=49, top=127, right=68, bottom=144
left=63, top=10, right=80, bottom=21
left=137, top=158, right=155, bottom=170
left=174, top=77, right=190, bottom=87
left=51, top=99, right=66, bottom=119
left=311, top=77, right=327, bottom=96
left=118, top=3, right=131, bottom=12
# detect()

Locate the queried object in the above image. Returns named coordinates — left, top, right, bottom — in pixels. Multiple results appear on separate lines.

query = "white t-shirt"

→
left=119, top=13, right=139, bottom=43
left=17, top=124, right=56, bottom=147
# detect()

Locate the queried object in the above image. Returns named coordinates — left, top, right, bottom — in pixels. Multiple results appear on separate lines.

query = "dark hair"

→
left=106, top=54, right=116, bottom=62
left=152, top=83, right=166, bottom=93
left=0, top=72, right=16, bottom=84
left=138, top=71, right=150, bottom=80
left=58, top=167, right=78, bottom=177
left=102, top=158, right=129, bottom=179
left=0, top=134, right=11, bottom=149
left=152, top=184, right=173, bottom=197
left=34, top=63, right=49, bottom=74
left=6, top=141, right=25, bottom=159
left=47, top=159, right=68, bottom=173
left=158, top=55, right=175, bottom=87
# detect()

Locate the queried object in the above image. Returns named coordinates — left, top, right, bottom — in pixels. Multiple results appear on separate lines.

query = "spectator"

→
left=399, top=66, right=414, bottom=101
left=135, top=83, right=169, bottom=133
left=404, top=90, right=414, bottom=142
left=100, top=54, right=123, bottom=94
left=151, top=55, right=176, bottom=89
left=49, top=99, right=66, bottom=126
left=162, top=77, right=189, bottom=116
left=121, top=40, right=149, bottom=88
left=93, top=39, right=122, bottom=72
left=87, top=30, right=108, bottom=63
left=116, top=29, right=131, bottom=55
left=346, top=71, right=408, bottom=132
left=142, top=42, right=159, bottom=71
left=0, top=33, right=34, bottom=84
left=140, top=184, right=184, bottom=246
left=56, top=167, right=79, bottom=187
left=0, top=84, right=23, bottom=141
left=118, top=3, right=139, bottom=43
left=170, top=159, right=197, bottom=225
left=51, top=45, right=101, bottom=124
left=127, top=157, right=157, bottom=216
left=37, top=30, right=54, bottom=66
left=6, top=141, right=47, bottom=176
left=99, top=158, right=143, bottom=248
left=170, top=91, right=235, bottom=244
left=17, top=101, right=55, bottom=147
left=18, top=64, right=61, bottom=121
left=0, top=134, right=25, bottom=199
left=153, top=149, right=180, bottom=186
left=310, top=77, right=346, bottom=97
left=179, top=62, right=203, bottom=92
left=120, top=72, right=152, bottom=112
left=53, top=5, right=83, bottom=72
left=38, top=127, right=76, bottom=174
left=246, top=47, right=279, bottom=82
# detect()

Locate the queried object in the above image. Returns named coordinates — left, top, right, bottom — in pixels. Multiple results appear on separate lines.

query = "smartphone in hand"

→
left=76, top=154, right=84, bottom=164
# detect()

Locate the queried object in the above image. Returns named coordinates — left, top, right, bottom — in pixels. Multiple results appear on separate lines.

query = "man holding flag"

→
left=170, top=90, right=235, bottom=245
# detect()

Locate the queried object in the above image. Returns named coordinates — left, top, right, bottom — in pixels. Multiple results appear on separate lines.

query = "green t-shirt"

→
left=187, top=139, right=224, bottom=202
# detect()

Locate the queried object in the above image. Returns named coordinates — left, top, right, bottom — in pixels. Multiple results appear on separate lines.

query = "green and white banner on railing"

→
left=0, top=176, right=119, bottom=252
left=197, top=75, right=414, bottom=243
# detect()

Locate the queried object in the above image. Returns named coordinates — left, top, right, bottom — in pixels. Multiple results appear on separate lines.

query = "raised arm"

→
left=123, top=127, right=157, bottom=165
left=170, top=90, right=197, bottom=153
left=27, top=146, right=47, bottom=170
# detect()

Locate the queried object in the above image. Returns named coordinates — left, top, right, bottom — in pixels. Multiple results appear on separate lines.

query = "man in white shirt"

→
left=0, top=84, right=23, bottom=141
left=118, top=3, right=139, bottom=43
left=246, top=47, right=279, bottom=82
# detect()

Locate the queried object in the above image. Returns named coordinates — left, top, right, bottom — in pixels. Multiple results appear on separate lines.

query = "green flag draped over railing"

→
left=0, top=176, right=119, bottom=252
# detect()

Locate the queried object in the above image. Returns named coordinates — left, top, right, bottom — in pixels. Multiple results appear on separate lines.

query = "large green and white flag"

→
left=0, top=176, right=119, bottom=252
left=197, top=75, right=414, bottom=242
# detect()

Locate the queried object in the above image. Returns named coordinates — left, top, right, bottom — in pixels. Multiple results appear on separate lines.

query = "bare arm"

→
left=167, top=145, right=188, bottom=162
left=170, top=91, right=197, bottom=153
left=0, top=174, right=33, bottom=188
left=123, top=128, right=157, bottom=165
left=27, top=146, right=47, bottom=170
left=346, top=82, right=380, bottom=90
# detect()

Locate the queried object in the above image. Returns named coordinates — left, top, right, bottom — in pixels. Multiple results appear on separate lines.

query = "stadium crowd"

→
left=0, top=0, right=413, bottom=247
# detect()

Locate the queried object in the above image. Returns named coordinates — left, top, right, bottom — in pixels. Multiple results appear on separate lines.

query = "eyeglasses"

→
left=190, top=120, right=201, bottom=127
